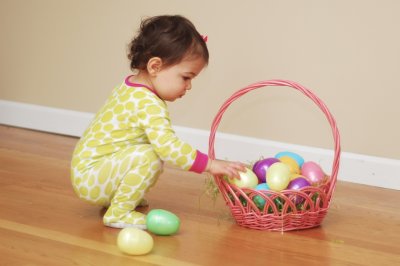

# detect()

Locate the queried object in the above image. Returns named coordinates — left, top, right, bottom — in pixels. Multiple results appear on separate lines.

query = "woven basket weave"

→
left=208, top=80, right=341, bottom=231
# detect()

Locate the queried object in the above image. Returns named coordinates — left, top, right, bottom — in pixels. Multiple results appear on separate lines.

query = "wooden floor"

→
left=0, top=125, right=399, bottom=266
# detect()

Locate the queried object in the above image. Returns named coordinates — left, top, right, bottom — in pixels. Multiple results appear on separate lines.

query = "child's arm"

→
left=205, top=159, right=246, bottom=179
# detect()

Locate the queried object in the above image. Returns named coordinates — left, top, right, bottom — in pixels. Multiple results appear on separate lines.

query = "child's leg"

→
left=71, top=144, right=162, bottom=228
left=103, top=145, right=163, bottom=229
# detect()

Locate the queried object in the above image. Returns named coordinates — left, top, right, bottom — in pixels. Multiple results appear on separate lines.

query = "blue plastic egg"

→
left=275, top=151, right=305, bottom=167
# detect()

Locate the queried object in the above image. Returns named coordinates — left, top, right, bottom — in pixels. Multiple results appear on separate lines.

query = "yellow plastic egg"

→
left=266, top=162, right=291, bottom=191
left=229, top=167, right=258, bottom=189
left=279, top=156, right=300, bottom=175
left=117, top=228, right=153, bottom=255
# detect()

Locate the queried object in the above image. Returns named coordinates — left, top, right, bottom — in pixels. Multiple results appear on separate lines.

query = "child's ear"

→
left=147, top=57, right=163, bottom=76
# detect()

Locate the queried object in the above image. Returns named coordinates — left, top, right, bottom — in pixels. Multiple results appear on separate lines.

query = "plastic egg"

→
left=275, top=151, right=305, bottom=167
left=278, top=156, right=300, bottom=175
left=253, top=183, right=270, bottom=209
left=266, top=162, right=291, bottom=191
left=287, top=177, right=311, bottom=204
left=229, top=167, right=258, bottom=189
left=146, top=209, right=180, bottom=236
left=252, top=158, right=279, bottom=183
left=301, top=161, right=325, bottom=186
left=117, top=228, right=153, bottom=255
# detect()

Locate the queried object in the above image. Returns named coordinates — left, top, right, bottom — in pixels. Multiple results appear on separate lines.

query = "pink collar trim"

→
left=124, top=75, right=160, bottom=97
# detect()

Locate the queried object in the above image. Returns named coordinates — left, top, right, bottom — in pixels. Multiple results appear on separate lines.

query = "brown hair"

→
left=128, top=15, right=209, bottom=71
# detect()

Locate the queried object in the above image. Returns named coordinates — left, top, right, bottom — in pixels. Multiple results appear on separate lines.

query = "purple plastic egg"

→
left=287, top=177, right=311, bottom=204
left=252, top=157, right=280, bottom=183
left=287, top=177, right=311, bottom=190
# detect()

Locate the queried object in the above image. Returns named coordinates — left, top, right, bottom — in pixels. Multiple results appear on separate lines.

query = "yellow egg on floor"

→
left=117, top=228, right=153, bottom=255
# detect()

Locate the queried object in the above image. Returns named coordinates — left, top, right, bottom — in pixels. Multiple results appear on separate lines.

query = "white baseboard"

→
left=1, top=99, right=399, bottom=190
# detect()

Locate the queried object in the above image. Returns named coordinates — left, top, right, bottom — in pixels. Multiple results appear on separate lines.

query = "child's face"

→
left=152, top=56, right=206, bottom=102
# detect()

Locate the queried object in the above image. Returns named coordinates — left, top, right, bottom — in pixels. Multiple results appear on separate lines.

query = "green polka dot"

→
left=114, top=104, right=124, bottom=114
left=111, top=130, right=127, bottom=139
left=81, top=151, right=92, bottom=158
left=139, top=167, right=148, bottom=176
left=133, top=91, right=146, bottom=98
left=130, top=211, right=145, bottom=219
left=159, top=134, right=170, bottom=145
left=125, top=102, right=135, bottom=110
left=138, top=111, right=147, bottom=120
left=181, top=143, right=192, bottom=155
left=94, top=132, right=105, bottom=139
left=177, top=156, right=188, bottom=166
left=107, top=99, right=118, bottom=108
left=149, top=117, right=164, bottom=126
left=131, top=191, right=141, bottom=200
left=105, top=182, right=113, bottom=196
left=96, top=144, right=115, bottom=154
left=138, top=183, right=147, bottom=191
left=132, top=157, right=140, bottom=166
left=71, top=157, right=80, bottom=167
left=171, top=151, right=179, bottom=158
left=121, top=203, right=134, bottom=210
left=90, top=186, right=100, bottom=199
left=138, top=146, right=150, bottom=152
left=125, top=173, right=142, bottom=186
left=112, top=207, right=127, bottom=217
left=151, top=164, right=160, bottom=171
left=101, top=111, right=113, bottom=123
left=160, top=146, right=171, bottom=157
left=87, top=139, right=100, bottom=147
left=118, top=123, right=128, bottom=129
left=104, top=124, right=114, bottom=131
left=138, top=99, right=152, bottom=108
left=99, top=162, right=112, bottom=184
left=73, top=177, right=82, bottom=186
left=119, top=157, right=130, bottom=175
left=115, top=195, right=129, bottom=203
left=88, top=175, right=97, bottom=187
left=92, top=124, right=102, bottom=132
left=129, top=116, right=138, bottom=123
left=148, top=131, right=158, bottom=140
left=120, top=93, right=130, bottom=102
left=145, top=150, right=157, bottom=161
left=146, top=105, right=161, bottom=115
left=97, top=197, right=108, bottom=206
left=121, top=186, right=132, bottom=193
left=79, top=187, right=88, bottom=196
left=117, top=114, right=128, bottom=121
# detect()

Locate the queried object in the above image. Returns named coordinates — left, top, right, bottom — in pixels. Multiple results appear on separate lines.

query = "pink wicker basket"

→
left=208, top=80, right=341, bottom=231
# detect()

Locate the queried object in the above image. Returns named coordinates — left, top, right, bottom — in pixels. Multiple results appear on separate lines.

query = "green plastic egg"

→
left=146, top=209, right=180, bottom=236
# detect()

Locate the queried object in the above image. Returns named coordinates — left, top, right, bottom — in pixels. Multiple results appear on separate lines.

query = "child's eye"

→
left=182, top=76, right=192, bottom=81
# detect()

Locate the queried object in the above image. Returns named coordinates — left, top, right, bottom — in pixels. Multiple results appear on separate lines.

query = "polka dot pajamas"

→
left=71, top=76, right=208, bottom=228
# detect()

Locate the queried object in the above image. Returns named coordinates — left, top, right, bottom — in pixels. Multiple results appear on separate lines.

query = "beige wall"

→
left=1, top=0, right=399, bottom=160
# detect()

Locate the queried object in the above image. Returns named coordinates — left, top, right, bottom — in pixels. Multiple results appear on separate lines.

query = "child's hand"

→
left=205, top=159, right=247, bottom=179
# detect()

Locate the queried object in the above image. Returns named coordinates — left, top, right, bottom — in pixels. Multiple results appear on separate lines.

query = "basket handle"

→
left=208, top=80, right=341, bottom=198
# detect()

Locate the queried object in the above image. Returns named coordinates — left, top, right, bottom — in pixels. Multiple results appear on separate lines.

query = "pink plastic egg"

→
left=301, top=161, right=325, bottom=186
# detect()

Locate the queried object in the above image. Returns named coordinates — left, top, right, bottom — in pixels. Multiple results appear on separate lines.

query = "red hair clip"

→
left=201, top=35, right=208, bottom=43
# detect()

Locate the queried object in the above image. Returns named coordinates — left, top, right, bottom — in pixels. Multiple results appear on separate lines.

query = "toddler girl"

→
left=70, top=15, right=245, bottom=229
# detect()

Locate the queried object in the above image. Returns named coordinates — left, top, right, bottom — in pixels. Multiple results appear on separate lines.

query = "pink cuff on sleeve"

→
left=189, top=150, right=209, bottom=174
